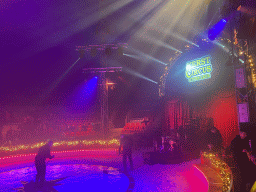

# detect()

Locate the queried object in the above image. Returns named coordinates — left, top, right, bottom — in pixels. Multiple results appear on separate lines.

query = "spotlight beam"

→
left=41, top=57, right=81, bottom=100
left=128, top=47, right=167, bottom=65
left=142, top=35, right=182, bottom=53
left=123, top=67, right=158, bottom=84
left=50, top=0, right=134, bottom=45
left=112, top=0, right=166, bottom=42
left=14, top=0, right=133, bottom=62
left=213, top=41, right=244, bottom=64
left=155, top=40, right=183, bottom=53
left=123, top=53, right=141, bottom=60
left=168, top=33, right=199, bottom=47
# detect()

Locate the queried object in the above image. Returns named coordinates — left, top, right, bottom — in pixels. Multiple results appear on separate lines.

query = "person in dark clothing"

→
left=205, top=127, right=223, bottom=153
left=204, top=119, right=223, bottom=156
left=119, top=134, right=133, bottom=173
left=6, top=128, right=13, bottom=145
left=35, top=140, right=54, bottom=187
left=230, top=126, right=256, bottom=192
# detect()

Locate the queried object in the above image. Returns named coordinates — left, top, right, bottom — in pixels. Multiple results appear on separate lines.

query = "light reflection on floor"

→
left=0, top=164, right=129, bottom=192
left=131, top=159, right=208, bottom=192
left=0, top=150, right=209, bottom=192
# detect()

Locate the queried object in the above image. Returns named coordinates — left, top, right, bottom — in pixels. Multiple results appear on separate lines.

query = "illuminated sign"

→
left=185, top=55, right=212, bottom=82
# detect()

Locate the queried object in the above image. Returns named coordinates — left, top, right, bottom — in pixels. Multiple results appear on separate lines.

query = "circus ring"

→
left=0, top=145, right=233, bottom=192
left=0, top=149, right=133, bottom=192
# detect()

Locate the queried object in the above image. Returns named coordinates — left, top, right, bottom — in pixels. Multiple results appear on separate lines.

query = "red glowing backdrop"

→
left=164, top=43, right=239, bottom=148
left=207, top=90, right=238, bottom=147
left=165, top=88, right=239, bottom=148
left=192, top=88, right=239, bottom=147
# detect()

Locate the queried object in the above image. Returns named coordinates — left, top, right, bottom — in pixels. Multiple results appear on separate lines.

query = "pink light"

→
left=192, top=165, right=209, bottom=192
left=0, top=149, right=119, bottom=168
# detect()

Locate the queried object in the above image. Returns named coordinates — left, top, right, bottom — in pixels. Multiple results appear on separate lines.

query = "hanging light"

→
left=208, top=19, right=228, bottom=41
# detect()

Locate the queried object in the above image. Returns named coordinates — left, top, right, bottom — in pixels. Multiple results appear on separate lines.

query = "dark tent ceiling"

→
left=0, top=0, right=254, bottom=120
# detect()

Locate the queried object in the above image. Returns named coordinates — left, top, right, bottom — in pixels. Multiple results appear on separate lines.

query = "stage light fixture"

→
left=208, top=18, right=227, bottom=41
left=208, top=5, right=256, bottom=41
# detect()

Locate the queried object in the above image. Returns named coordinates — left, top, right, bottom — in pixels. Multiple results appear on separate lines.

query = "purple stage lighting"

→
left=208, top=18, right=227, bottom=41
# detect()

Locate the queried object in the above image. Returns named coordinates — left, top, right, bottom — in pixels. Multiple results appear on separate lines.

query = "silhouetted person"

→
left=35, top=140, right=54, bottom=188
left=204, top=127, right=223, bottom=154
left=6, top=129, right=13, bottom=145
left=204, top=118, right=223, bottom=155
left=119, top=134, right=133, bottom=173
left=162, top=137, right=171, bottom=152
left=230, top=125, right=256, bottom=192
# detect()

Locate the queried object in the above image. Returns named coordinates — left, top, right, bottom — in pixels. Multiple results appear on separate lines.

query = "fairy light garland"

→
left=159, top=64, right=170, bottom=97
left=158, top=37, right=228, bottom=97
left=159, top=51, right=181, bottom=97
left=0, top=139, right=120, bottom=153
left=210, top=36, right=256, bottom=97
left=248, top=54, right=256, bottom=88
left=202, top=152, right=232, bottom=192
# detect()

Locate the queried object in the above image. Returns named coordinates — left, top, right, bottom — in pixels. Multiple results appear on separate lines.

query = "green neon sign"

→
left=185, top=55, right=212, bottom=82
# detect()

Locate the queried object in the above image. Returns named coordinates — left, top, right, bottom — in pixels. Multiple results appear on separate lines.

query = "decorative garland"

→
left=0, top=139, right=120, bottom=153
left=201, top=152, right=232, bottom=192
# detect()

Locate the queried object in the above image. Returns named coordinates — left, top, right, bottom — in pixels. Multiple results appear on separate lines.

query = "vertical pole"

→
left=100, top=72, right=105, bottom=138
left=231, top=12, right=256, bottom=125
left=102, top=72, right=108, bottom=137
left=233, top=39, right=250, bottom=123
left=99, top=67, right=108, bottom=139
left=98, top=0, right=106, bottom=139
left=244, top=40, right=256, bottom=123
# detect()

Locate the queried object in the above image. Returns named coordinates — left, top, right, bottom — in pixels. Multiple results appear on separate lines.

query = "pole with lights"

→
left=208, top=5, right=256, bottom=124
left=76, top=44, right=126, bottom=138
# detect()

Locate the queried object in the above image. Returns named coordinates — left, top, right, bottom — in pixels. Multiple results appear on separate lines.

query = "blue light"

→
left=66, top=77, right=98, bottom=112
left=208, top=19, right=228, bottom=41
left=239, top=59, right=244, bottom=63
left=83, top=77, right=98, bottom=95
left=0, top=163, right=130, bottom=192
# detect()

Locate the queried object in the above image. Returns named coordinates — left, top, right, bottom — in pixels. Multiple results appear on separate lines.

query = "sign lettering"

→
left=185, top=56, right=212, bottom=82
